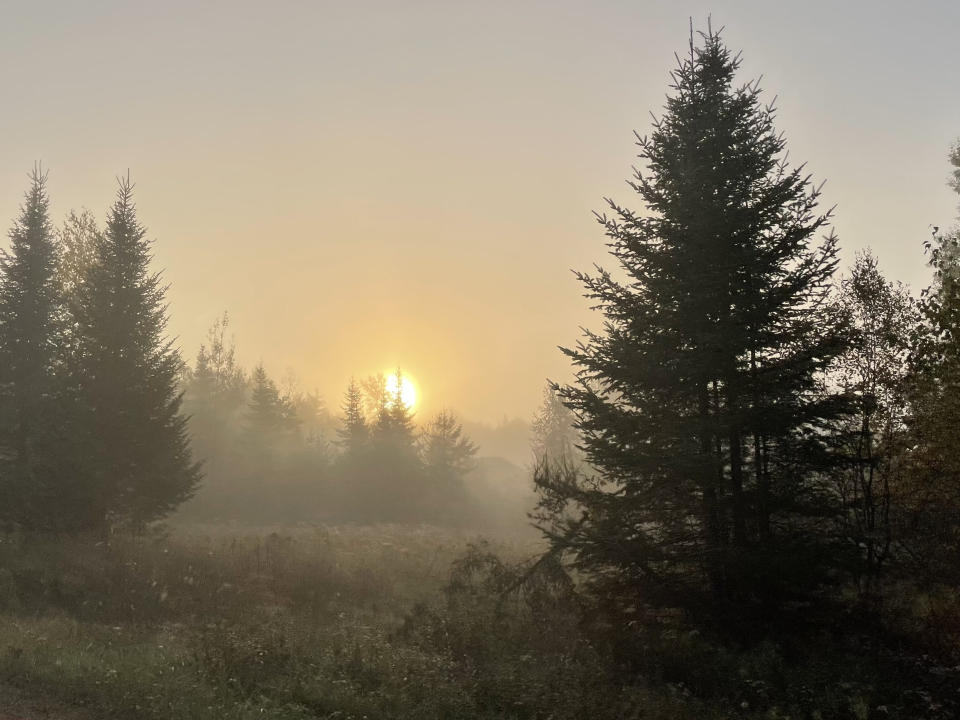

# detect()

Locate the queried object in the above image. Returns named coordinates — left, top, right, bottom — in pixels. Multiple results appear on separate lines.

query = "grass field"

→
left=0, top=523, right=955, bottom=720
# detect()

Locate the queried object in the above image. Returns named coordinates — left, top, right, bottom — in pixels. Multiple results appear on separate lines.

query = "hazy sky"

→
left=0, top=0, right=957, bottom=424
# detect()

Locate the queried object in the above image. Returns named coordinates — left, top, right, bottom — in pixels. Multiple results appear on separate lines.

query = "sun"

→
left=386, top=371, right=418, bottom=410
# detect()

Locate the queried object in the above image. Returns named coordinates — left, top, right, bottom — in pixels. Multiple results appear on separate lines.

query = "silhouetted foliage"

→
left=185, top=312, right=247, bottom=465
left=55, top=207, right=103, bottom=299
left=420, top=409, right=479, bottom=480
left=69, top=176, right=200, bottom=530
left=372, top=369, right=418, bottom=456
left=903, top=153, right=960, bottom=587
left=416, top=409, right=479, bottom=520
left=831, top=251, right=917, bottom=598
left=360, top=371, right=389, bottom=424
left=339, top=369, right=423, bottom=522
left=336, top=376, right=368, bottom=455
left=242, top=362, right=300, bottom=452
left=0, top=40, right=959, bottom=720
left=949, top=139, right=960, bottom=196
left=536, top=29, right=851, bottom=632
left=0, top=168, right=70, bottom=530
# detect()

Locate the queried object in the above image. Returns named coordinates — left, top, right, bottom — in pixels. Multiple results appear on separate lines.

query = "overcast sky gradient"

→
left=0, top=0, right=957, bottom=423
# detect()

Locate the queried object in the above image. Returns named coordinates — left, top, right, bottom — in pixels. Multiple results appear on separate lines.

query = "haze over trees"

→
left=530, top=384, right=582, bottom=469
left=830, top=251, right=917, bottom=597
left=0, top=167, right=501, bottom=532
left=0, top=23, right=958, bottom=720
left=180, top=344, right=495, bottom=526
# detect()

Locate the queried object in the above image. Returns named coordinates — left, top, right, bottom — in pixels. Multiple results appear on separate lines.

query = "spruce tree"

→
left=417, top=410, right=478, bottom=523
left=332, top=376, right=374, bottom=521
left=338, top=369, right=422, bottom=523
left=374, top=368, right=418, bottom=455
left=420, top=410, right=478, bottom=481
left=242, top=362, right=299, bottom=450
left=336, top=376, right=368, bottom=454
left=0, top=168, right=67, bottom=529
left=536, top=30, right=850, bottom=625
left=72, top=176, right=200, bottom=530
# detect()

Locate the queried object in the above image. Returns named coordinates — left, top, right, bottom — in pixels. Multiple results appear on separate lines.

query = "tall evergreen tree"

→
left=71, top=176, right=200, bottom=530
left=420, top=409, right=478, bottom=481
left=0, top=168, right=67, bottom=529
left=536, top=30, right=850, bottom=625
left=373, top=369, right=423, bottom=520
left=418, top=409, right=478, bottom=523
left=336, top=376, right=369, bottom=454
left=242, top=362, right=299, bottom=450
left=336, top=369, right=422, bottom=523
left=374, top=368, right=418, bottom=455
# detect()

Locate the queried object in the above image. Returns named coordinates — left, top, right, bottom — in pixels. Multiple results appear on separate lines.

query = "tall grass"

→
left=0, top=525, right=953, bottom=719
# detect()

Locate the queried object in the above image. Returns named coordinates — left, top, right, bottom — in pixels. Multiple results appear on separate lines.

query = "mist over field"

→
left=0, top=3, right=958, bottom=719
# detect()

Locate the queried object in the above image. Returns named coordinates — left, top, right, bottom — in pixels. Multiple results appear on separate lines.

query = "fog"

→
left=0, top=0, right=957, bottom=427
left=0, top=3, right=959, bottom=718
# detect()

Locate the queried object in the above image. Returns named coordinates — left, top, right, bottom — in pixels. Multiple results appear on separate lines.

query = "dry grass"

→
left=0, top=524, right=951, bottom=719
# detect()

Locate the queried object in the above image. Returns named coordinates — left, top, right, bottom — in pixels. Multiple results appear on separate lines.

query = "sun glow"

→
left=386, top=371, right=418, bottom=410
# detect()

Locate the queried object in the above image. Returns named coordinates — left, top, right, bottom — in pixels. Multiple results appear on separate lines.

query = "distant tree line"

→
left=534, top=29, right=960, bottom=641
left=179, top=324, right=483, bottom=525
